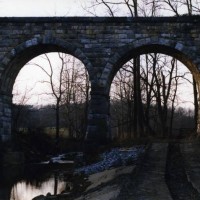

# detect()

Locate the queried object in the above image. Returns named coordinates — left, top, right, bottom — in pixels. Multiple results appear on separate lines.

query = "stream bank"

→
left=32, top=145, right=146, bottom=200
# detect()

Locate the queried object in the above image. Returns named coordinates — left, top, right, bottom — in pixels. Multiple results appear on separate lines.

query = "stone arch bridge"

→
left=0, top=16, right=200, bottom=143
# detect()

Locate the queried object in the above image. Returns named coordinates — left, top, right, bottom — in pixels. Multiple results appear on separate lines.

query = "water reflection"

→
left=0, top=153, right=78, bottom=200
left=10, top=176, right=66, bottom=200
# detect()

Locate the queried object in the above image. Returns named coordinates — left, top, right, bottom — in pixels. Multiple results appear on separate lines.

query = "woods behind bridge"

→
left=12, top=52, right=195, bottom=142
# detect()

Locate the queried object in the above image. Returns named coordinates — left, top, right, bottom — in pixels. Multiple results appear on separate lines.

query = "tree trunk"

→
left=56, top=99, right=60, bottom=150
left=133, top=57, right=138, bottom=138
left=169, top=79, right=178, bottom=138
left=133, top=56, right=144, bottom=138
left=193, top=77, right=198, bottom=132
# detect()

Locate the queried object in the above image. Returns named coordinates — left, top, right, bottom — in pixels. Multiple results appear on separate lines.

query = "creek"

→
left=0, top=153, right=79, bottom=200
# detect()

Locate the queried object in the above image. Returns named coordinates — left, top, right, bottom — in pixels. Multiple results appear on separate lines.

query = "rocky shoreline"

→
left=32, top=145, right=146, bottom=200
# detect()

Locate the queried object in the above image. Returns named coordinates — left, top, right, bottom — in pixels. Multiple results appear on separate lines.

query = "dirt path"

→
left=166, top=143, right=200, bottom=200
left=180, top=142, right=200, bottom=196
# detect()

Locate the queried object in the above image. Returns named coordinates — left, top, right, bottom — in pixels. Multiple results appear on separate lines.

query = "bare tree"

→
left=61, top=56, right=90, bottom=139
left=159, top=0, right=200, bottom=15
left=27, top=53, right=90, bottom=147
left=29, top=53, right=66, bottom=148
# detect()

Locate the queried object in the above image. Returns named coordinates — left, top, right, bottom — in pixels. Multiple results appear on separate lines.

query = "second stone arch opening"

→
left=110, top=52, right=197, bottom=141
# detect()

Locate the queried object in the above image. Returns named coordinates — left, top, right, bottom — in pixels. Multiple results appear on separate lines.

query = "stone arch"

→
left=99, top=38, right=200, bottom=137
left=0, top=35, right=93, bottom=141
left=0, top=35, right=93, bottom=94
left=100, top=38, right=200, bottom=89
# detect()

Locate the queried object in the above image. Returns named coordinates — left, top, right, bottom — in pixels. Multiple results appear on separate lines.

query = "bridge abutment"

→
left=0, top=93, right=12, bottom=142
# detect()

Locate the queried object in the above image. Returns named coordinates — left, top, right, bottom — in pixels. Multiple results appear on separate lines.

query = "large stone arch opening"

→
left=0, top=37, right=92, bottom=142
left=99, top=43, right=200, bottom=141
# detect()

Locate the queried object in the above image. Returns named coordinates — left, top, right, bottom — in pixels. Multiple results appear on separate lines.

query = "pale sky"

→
left=0, top=0, right=101, bottom=17
left=1, top=0, right=146, bottom=17
left=0, top=0, right=80, bottom=16
left=0, top=0, right=189, bottom=17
